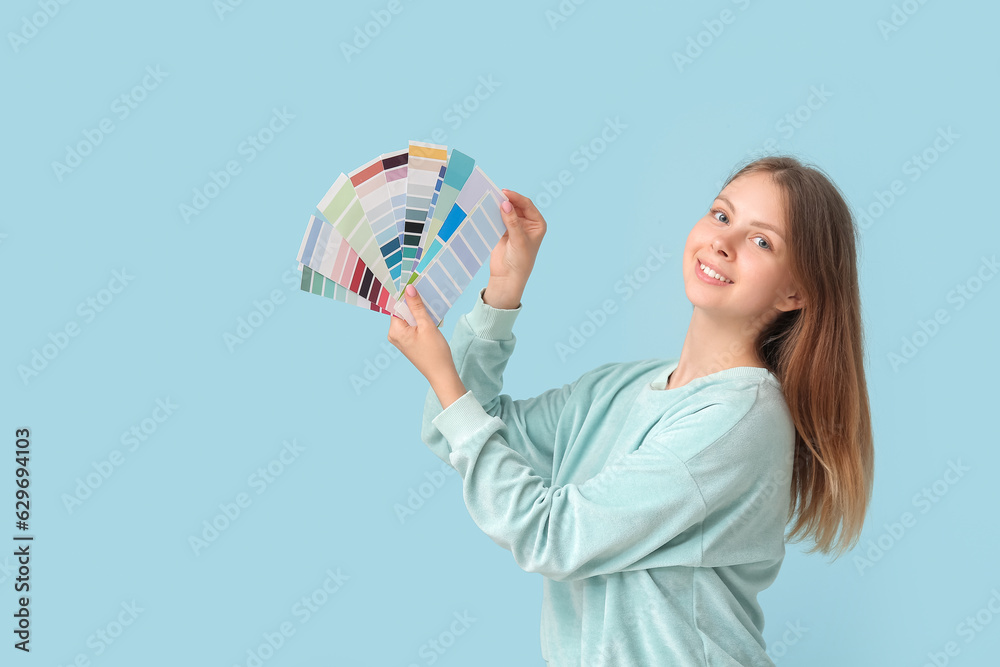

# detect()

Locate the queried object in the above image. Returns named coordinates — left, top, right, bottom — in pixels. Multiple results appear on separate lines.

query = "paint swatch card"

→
left=296, top=214, right=398, bottom=314
left=401, top=141, right=448, bottom=287
left=420, top=150, right=476, bottom=258
left=395, top=172, right=505, bottom=326
left=294, top=141, right=508, bottom=327
left=314, top=173, right=397, bottom=300
left=348, top=153, right=406, bottom=294
left=300, top=265, right=394, bottom=315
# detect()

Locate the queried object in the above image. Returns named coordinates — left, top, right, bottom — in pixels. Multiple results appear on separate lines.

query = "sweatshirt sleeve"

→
left=430, top=395, right=769, bottom=582
left=420, top=288, right=579, bottom=483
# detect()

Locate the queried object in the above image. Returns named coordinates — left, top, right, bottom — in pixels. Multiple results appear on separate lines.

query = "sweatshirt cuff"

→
left=431, top=390, right=499, bottom=446
left=465, top=287, right=521, bottom=340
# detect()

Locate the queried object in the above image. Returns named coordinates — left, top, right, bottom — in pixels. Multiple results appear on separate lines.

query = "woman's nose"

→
left=711, top=236, right=732, bottom=257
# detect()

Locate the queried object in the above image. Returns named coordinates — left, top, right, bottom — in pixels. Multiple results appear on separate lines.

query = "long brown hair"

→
left=719, top=155, right=874, bottom=559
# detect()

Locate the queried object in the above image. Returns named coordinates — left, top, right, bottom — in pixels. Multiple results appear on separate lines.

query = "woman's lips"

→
left=695, top=257, right=734, bottom=285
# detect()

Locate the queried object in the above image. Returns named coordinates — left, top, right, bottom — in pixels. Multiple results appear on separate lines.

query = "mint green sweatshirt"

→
left=420, top=288, right=797, bottom=666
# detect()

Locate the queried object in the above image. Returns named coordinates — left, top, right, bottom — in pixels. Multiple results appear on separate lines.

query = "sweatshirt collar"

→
left=648, top=359, right=776, bottom=391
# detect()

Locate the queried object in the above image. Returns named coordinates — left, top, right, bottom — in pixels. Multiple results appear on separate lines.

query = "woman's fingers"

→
left=498, top=197, right=522, bottom=239
left=388, top=285, right=430, bottom=344
left=387, top=306, right=411, bottom=340
left=403, top=284, right=432, bottom=325
left=501, top=189, right=543, bottom=221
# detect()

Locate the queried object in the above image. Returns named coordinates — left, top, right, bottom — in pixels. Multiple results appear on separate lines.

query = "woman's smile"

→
left=694, top=256, right=735, bottom=285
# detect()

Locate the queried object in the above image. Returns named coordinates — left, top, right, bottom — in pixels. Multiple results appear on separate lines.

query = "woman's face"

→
left=682, top=171, right=802, bottom=328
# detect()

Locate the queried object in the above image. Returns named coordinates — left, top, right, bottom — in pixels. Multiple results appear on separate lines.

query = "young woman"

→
left=387, top=155, right=874, bottom=666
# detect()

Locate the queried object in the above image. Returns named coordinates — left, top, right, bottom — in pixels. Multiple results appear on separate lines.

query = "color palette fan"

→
left=295, top=141, right=507, bottom=327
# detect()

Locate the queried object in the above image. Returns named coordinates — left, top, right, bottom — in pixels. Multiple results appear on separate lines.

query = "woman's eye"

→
left=713, top=209, right=771, bottom=250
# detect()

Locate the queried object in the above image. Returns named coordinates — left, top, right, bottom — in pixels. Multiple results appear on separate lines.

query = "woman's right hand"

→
left=484, top=189, right=547, bottom=308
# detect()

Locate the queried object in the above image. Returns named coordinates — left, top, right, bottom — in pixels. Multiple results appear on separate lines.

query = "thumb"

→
left=404, top=284, right=432, bottom=324
left=499, top=197, right=521, bottom=239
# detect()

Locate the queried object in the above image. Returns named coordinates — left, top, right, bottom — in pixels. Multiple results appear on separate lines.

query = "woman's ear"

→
left=776, top=290, right=805, bottom=312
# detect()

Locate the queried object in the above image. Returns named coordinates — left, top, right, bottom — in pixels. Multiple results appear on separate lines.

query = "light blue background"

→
left=4, top=0, right=999, bottom=665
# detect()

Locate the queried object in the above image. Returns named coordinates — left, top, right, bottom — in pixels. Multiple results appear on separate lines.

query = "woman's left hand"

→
left=387, top=284, right=457, bottom=385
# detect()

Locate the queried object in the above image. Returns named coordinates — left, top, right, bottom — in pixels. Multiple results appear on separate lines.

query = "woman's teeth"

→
left=699, top=263, right=733, bottom=283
